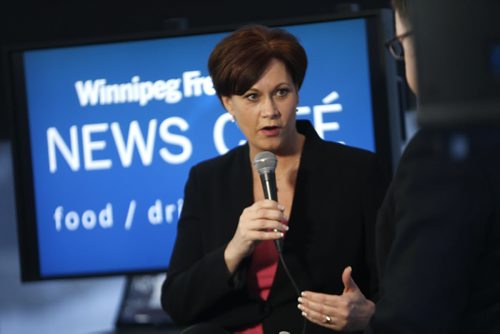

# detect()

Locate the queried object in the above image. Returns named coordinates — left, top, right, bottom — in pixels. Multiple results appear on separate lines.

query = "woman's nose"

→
left=261, top=98, right=280, bottom=119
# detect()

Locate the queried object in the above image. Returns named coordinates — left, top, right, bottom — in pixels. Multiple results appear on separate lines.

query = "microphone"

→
left=253, top=151, right=282, bottom=252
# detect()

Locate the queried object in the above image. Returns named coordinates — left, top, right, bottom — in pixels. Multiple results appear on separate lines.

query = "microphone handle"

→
left=259, top=171, right=282, bottom=252
left=259, top=171, right=277, bottom=201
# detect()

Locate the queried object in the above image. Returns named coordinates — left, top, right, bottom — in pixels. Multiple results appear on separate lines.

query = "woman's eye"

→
left=245, top=93, right=258, bottom=101
left=276, top=88, right=290, bottom=97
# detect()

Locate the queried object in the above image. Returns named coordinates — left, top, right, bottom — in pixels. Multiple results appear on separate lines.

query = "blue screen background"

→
left=22, top=18, right=373, bottom=277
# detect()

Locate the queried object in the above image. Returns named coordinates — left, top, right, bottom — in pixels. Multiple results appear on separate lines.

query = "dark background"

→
left=0, top=0, right=391, bottom=140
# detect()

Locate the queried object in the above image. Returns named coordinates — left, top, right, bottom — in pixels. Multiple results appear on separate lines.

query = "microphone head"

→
left=253, top=151, right=277, bottom=174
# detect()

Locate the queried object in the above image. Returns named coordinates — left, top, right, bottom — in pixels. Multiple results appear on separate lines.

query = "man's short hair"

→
left=391, top=0, right=411, bottom=27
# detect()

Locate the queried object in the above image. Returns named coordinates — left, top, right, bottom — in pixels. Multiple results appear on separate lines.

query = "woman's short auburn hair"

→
left=208, top=24, right=308, bottom=100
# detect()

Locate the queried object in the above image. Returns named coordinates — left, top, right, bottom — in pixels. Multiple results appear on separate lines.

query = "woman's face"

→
left=221, top=58, right=299, bottom=156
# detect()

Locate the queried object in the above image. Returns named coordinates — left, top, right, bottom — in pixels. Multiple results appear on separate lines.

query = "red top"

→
left=233, top=239, right=280, bottom=334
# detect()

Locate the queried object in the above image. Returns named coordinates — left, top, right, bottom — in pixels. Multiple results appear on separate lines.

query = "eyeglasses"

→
left=385, top=31, right=413, bottom=61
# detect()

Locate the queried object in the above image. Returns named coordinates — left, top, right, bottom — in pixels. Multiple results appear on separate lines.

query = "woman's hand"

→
left=297, top=266, right=375, bottom=331
left=224, top=199, right=288, bottom=273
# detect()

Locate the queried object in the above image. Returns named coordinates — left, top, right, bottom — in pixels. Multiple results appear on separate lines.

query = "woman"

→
left=161, top=24, right=387, bottom=334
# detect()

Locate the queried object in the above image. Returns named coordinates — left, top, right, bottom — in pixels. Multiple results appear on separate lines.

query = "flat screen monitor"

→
left=410, top=1, right=500, bottom=126
left=6, top=9, right=401, bottom=281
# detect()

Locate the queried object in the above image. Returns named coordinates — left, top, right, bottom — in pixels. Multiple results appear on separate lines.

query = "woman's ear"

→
left=221, top=96, right=234, bottom=116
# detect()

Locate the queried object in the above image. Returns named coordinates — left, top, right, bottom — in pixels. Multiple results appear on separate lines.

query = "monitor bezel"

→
left=5, top=8, right=400, bottom=282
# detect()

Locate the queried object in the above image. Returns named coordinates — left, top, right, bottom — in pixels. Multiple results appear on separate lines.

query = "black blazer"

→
left=162, top=120, right=388, bottom=334
left=369, top=128, right=500, bottom=334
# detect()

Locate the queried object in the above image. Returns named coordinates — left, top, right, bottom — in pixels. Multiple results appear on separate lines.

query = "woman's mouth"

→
left=260, top=126, right=281, bottom=137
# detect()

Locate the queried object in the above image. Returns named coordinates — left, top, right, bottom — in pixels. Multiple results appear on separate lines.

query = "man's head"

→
left=391, top=0, right=418, bottom=95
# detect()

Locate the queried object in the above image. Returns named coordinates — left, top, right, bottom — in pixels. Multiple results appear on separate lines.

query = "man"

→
left=367, top=0, right=500, bottom=333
